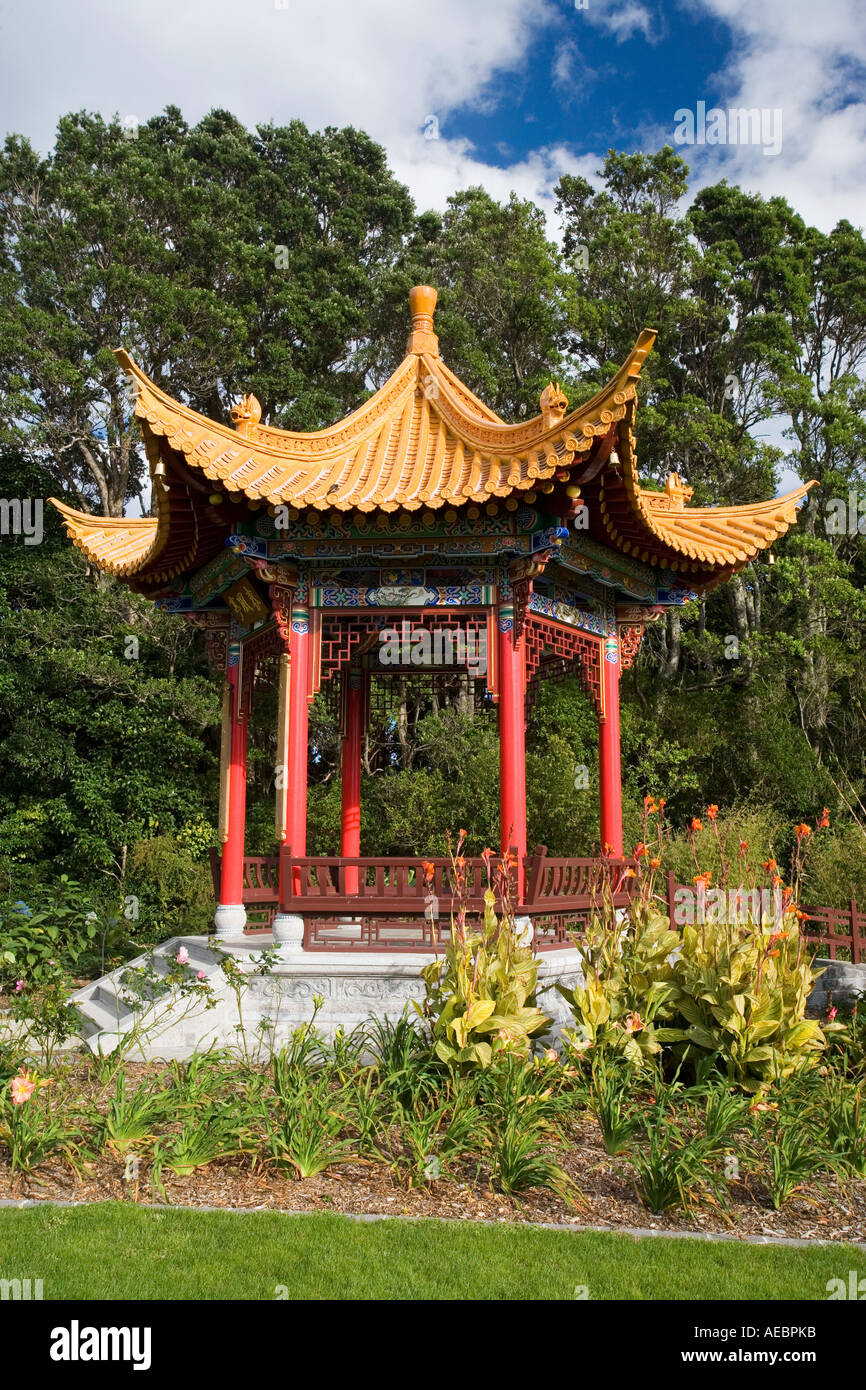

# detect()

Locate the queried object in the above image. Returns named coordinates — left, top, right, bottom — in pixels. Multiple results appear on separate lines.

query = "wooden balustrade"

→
left=206, top=848, right=866, bottom=961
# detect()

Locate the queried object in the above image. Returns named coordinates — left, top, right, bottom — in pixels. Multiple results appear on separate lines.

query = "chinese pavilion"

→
left=51, top=287, right=812, bottom=947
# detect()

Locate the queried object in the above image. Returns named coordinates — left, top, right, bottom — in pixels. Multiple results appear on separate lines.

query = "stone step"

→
left=73, top=992, right=133, bottom=1035
left=153, top=939, right=221, bottom=973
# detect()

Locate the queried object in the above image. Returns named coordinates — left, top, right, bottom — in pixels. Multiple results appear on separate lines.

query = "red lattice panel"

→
left=318, top=611, right=491, bottom=687
left=524, top=616, right=603, bottom=717
left=319, top=615, right=385, bottom=686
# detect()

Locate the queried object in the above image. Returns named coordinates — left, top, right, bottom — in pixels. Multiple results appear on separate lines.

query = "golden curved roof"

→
left=592, top=420, right=816, bottom=575
left=51, top=502, right=161, bottom=576
left=49, top=286, right=815, bottom=588
left=110, top=295, right=654, bottom=513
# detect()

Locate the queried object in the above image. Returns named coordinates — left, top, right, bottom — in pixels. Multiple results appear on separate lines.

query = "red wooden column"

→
left=599, top=634, right=624, bottom=856
left=215, top=640, right=248, bottom=937
left=340, top=668, right=364, bottom=894
left=284, top=602, right=311, bottom=875
left=497, top=603, right=527, bottom=901
left=274, top=595, right=314, bottom=950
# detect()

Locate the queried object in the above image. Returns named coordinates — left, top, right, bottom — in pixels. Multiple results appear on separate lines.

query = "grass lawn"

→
left=0, top=1203, right=861, bottom=1300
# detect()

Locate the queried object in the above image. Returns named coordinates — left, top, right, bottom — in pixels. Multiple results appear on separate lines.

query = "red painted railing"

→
left=207, top=848, right=866, bottom=961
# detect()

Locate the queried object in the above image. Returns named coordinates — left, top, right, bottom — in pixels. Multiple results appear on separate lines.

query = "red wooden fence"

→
left=207, top=847, right=866, bottom=960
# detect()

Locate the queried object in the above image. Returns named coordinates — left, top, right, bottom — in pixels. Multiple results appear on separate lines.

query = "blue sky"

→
left=1, top=0, right=863, bottom=235
left=445, top=3, right=736, bottom=171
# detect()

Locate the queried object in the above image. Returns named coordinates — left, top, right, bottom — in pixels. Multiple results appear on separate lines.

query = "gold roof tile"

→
left=49, top=288, right=814, bottom=587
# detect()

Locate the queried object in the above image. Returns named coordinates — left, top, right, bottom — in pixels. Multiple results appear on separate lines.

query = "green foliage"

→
left=800, top=820, right=866, bottom=908
left=0, top=1067, right=82, bottom=1176
left=125, top=837, right=214, bottom=941
left=666, top=916, right=836, bottom=1090
left=98, top=1072, right=170, bottom=1156
left=4, top=962, right=86, bottom=1066
left=266, top=1072, right=356, bottom=1179
left=763, top=1117, right=838, bottom=1211
left=152, top=1105, right=252, bottom=1184
left=558, top=900, right=680, bottom=1067
left=586, top=1055, right=641, bottom=1156
left=630, top=1102, right=730, bottom=1215
left=419, top=886, right=550, bottom=1068
left=0, top=877, right=116, bottom=985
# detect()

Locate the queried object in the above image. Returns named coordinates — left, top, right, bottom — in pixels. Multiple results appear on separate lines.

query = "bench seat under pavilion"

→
left=51, top=286, right=813, bottom=944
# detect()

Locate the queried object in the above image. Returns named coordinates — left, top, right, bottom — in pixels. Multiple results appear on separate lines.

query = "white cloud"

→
left=0, top=0, right=862, bottom=241
left=1, top=0, right=553, bottom=159
left=585, top=1, right=658, bottom=44
left=388, top=133, right=597, bottom=233
left=664, top=0, right=866, bottom=231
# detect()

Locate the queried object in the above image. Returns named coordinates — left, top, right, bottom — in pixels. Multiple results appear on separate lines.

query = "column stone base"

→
left=213, top=903, right=247, bottom=939
left=272, top=912, right=305, bottom=953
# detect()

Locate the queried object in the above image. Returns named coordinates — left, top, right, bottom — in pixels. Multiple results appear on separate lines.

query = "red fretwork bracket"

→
left=240, top=624, right=284, bottom=717
left=509, top=554, right=553, bottom=649
left=270, top=583, right=295, bottom=650
left=524, top=615, right=604, bottom=718
left=186, top=613, right=231, bottom=674
left=617, top=622, right=644, bottom=670
left=245, top=558, right=297, bottom=653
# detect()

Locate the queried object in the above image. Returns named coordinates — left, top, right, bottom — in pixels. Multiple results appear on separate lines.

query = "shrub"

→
left=418, top=840, right=550, bottom=1068
left=557, top=897, right=680, bottom=1068
left=800, top=820, right=866, bottom=908
left=0, top=877, right=126, bottom=986
left=558, top=802, right=843, bottom=1089
left=125, top=835, right=214, bottom=940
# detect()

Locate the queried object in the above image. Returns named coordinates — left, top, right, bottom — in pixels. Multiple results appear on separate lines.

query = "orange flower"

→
left=644, top=795, right=659, bottom=814
left=690, top=817, right=702, bottom=833
left=10, top=1069, right=36, bottom=1106
left=693, top=871, right=712, bottom=887
left=817, top=807, right=830, bottom=830
left=623, top=867, right=637, bottom=879
left=795, top=822, right=812, bottom=839
left=633, top=842, right=648, bottom=858
left=738, top=838, right=749, bottom=854
left=707, top=804, right=719, bottom=821
left=649, top=857, right=661, bottom=870
left=658, top=797, right=666, bottom=811
left=623, top=1012, right=645, bottom=1034
left=762, top=858, right=777, bottom=872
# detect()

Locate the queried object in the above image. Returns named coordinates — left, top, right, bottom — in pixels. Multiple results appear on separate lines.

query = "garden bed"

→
left=2, top=1055, right=864, bottom=1245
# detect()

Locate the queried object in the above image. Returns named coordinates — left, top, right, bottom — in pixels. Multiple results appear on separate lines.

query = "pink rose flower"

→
left=176, top=947, right=189, bottom=965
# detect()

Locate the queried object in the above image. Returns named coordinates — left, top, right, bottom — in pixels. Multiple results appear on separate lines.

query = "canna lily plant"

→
left=558, top=895, right=681, bottom=1069
left=558, top=799, right=844, bottom=1088
left=417, top=837, right=550, bottom=1069
left=664, top=912, right=838, bottom=1091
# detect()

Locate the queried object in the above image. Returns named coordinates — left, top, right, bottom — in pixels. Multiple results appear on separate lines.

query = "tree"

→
left=0, top=108, right=415, bottom=515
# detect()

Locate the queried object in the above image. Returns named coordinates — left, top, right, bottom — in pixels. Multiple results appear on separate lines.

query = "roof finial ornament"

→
left=230, top=393, right=262, bottom=438
left=406, top=285, right=439, bottom=357
left=665, top=471, right=694, bottom=510
left=540, top=382, right=568, bottom=431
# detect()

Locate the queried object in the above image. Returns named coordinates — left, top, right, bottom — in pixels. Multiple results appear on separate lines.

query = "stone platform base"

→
left=809, top=958, right=866, bottom=1010
left=68, top=935, right=584, bottom=1060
